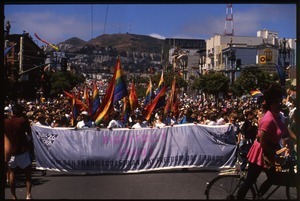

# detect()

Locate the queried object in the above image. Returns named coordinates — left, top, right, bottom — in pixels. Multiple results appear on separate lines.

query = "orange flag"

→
left=129, top=80, right=138, bottom=111
left=164, top=77, right=176, bottom=114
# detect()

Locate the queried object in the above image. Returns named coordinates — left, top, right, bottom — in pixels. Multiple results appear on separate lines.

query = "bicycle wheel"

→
left=205, top=174, right=256, bottom=200
left=286, top=186, right=298, bottom=200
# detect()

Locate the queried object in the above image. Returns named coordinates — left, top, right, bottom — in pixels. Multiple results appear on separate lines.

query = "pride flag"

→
left=143, top=78, right=154, bottom=107
left=94, top=58, right=127, bottom=125
left=94, top=79, right=115, bottom=125
left=154, top=70, right=165, bottom=109
left=34, top=33, right=59, bottom=51
left=92, top=81, right=100, bottom=117
left=250, top=89, right=263, bottom=97
left=113, top=58, right=128, bottom=103
left=143, top=86, right=166, bottom=121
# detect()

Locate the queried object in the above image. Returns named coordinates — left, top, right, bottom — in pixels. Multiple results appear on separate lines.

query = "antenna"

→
left=129, top=19, right=132, bottom=33
left=224, top=4, right=234, bottom=36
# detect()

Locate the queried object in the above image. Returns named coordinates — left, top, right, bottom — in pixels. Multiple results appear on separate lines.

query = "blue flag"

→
left=4, top=43, right=17, bottom=56
left=275, top=62, right=285, bottom=87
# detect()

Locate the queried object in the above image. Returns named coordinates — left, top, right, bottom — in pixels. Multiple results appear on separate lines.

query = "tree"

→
left=190, top=74, right=204, bottom=92
left=233, top=66, right=273, bottom=96
left=202, top=71, right=230, bottom=100
left=41, top=71, right=85, bottom=98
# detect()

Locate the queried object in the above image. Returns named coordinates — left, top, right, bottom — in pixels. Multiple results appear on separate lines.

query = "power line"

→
left=103, top=4, right=109, bottom=35
left=91, top=4, right=93, bottom=40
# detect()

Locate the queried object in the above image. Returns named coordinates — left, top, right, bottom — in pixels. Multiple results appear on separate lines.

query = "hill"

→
left=56, top=33, right=164, bottom=54
left=88, top=33, right=164, bottom=53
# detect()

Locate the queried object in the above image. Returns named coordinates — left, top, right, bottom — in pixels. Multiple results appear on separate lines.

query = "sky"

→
left=4, top=4, right=297, bottom=46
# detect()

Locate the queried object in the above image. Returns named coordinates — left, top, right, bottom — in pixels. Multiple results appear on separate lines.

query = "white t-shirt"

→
left=131, top=122, right=142, bottom=129
left=107, top=120, right=123, bottom=129
left=76, top=120, right=95, bottom=128
left=155, top=121, right=166, bottom=128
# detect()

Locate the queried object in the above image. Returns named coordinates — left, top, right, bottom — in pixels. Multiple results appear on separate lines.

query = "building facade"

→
left=4, top=33, right=45, bottom=100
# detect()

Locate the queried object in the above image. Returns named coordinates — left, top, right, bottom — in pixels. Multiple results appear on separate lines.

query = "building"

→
left=206, top=34, right=263, bottom=71
left=164, top=38, right=205, bottom=80
left=4, top=33, right=45, bottom=100
left=205, top=29, right=296, bottom=84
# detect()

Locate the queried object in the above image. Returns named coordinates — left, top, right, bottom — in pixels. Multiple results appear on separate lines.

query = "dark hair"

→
left=263, top=82, right=283, bottom=109
left=12, top=103, right=24, bottom=116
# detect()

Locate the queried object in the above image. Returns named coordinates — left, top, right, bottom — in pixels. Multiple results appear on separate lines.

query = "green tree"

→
left=202, top=71, right=230, bottom=100
left=42, top=71, right=85, bottom=98
left=233, top=66, right=273, bottom=96
left=191, top=74, right=204, bottom=92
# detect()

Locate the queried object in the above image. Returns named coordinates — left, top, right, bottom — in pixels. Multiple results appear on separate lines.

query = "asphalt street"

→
left=4, top=168, right=290, bottom=200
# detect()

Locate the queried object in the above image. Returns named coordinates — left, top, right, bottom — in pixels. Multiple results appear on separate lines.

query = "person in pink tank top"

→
left=237, top=82, right=297, bottom=199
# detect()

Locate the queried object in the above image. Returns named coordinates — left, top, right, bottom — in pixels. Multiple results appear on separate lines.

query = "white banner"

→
left=31, top=124, right=237, bottom=173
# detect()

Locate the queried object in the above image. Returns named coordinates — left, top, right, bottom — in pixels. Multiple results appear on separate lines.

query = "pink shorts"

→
left=8, top=151, right=31, bottom=169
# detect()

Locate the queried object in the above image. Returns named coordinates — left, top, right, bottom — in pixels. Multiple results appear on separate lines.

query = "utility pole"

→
left=278, top=37, right=291, bottom=88
left=227, top=38, right=236, bottom=85
left=19, top=36, right=24, bottom=74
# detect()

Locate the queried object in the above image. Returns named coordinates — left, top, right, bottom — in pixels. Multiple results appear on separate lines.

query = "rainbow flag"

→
left=154, top=70, right=165, bottom=109
left=113, top=58, right=128, bottom=103
left=250, top=89, right=263, bottom=97
left=143, top=86, right=166, bottom=121
left=129, top=80, right=138, bottom=111
left=34, top=33, right=59, bottom=51
left=94, top=81, right=115, bottom=125
left=144, top=78, right=154, bottom=107
left=92, top=81, right=100, bottom=117
left=94, top=58, right=127, bottom=125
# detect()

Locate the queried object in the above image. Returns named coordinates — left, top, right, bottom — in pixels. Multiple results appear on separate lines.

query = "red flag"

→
left=63, top=90, right=73, bottom=99
left=63, top=90, right=89, bottom=112
left=34, top=33, right=59, bottom=51
left=129, top=80, right=138, bottom=111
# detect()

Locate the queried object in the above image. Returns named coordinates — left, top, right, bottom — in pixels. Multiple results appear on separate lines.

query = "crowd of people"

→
left=4, top=79, right=297, bottom=200
left=4, top=81, right=297, bottom=132
left=237, top=82, right=297, bottom=199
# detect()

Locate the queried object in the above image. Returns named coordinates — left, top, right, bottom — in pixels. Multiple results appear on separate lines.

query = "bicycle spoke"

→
left=206, top=174, right=255, bottom=200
